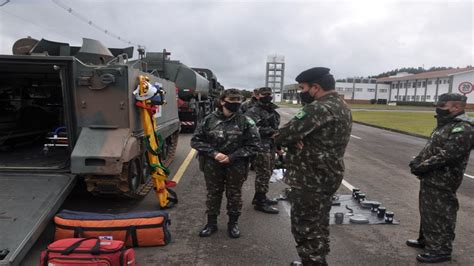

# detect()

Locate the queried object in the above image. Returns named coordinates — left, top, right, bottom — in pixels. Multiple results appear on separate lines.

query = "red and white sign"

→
left=458, top=81, right=473, bottom=94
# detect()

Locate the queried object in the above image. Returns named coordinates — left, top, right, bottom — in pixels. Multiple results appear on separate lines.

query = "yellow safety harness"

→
left=136, top=75, right=177, bottom=208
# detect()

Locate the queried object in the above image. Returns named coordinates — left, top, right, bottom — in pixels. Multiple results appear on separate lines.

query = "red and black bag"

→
left=40, top=238, right=135, bottom=266
left=54, top=210, right=171, bottom=247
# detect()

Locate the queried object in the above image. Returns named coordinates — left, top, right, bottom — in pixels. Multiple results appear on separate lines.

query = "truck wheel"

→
left=122, top=155, right=153, bottom=199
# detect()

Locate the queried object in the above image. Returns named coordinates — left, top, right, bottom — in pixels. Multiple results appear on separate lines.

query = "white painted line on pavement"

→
left=465, top=174, right=474, bottom=179
left=341, top=179, right=355, bottom=192
left=350, top=135, right=361, bottom=139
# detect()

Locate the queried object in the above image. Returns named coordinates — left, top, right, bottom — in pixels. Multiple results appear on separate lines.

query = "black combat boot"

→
left=252, top=192, right=278, bottom=205
left=253, top=192, right=279, bottom=214
left=227, top=214, right=240, bottom=238
left=416, top=252, right=451, bottom=263
left=199, top=215, right=218, bottom=237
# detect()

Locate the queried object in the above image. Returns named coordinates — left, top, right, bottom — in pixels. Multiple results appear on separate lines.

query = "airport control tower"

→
left=265, top=55, right=285, bottom=102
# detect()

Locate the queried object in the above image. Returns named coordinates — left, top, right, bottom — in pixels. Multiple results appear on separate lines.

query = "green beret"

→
left=295, top=67, right=331, bottom=83
left=258, top=87, right=272, bottom=94
left=438, top=93, right=467, bottom=103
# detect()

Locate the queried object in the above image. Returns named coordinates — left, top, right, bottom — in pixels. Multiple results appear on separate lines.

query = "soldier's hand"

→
left=295, top=140, right=304, bottom=149
left=214, top=153, right=227, bottom=161
left=276, top=149, right=284, bottom=156
left=219, top=155, right=230, bottom=164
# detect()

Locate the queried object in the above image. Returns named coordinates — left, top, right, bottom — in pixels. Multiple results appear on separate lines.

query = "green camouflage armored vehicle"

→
left=0, top=37, right=181, bottom=265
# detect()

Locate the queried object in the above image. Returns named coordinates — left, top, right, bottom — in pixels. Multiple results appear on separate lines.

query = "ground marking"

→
left=465, top=174, right=474, bottom=179
left=341, top=179, right=355, bottom=191
left=171, top=148, right=196, bottom=184
left=350, top=135, right=361, bottom=139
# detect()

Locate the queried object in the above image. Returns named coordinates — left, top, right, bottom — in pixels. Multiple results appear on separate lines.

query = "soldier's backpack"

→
left=40, top=238, right=135, bottom=266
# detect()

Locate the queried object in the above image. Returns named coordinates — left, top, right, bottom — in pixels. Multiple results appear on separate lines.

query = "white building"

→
left=377, top=67, right=474, bottom=104
left=282, top=67, right=474, bottom=106
left=282, top=79, right=390, bottom=104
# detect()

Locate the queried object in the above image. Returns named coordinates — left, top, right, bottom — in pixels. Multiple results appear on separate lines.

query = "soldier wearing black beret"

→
left=275, top=67, right=352, bottom=265
left=295, top=67, right=336, bottom=105
left=408, top=92, right=473, bottom=263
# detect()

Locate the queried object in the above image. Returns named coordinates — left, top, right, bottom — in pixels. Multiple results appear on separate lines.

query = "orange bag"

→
left=54, top=210, right=171, bottom=247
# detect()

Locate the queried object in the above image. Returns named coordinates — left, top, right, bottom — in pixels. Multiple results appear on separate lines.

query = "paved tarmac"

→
left=22, top=107, right=474, bottom=265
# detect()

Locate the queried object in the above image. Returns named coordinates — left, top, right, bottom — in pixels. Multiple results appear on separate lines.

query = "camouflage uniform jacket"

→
left=191, top=110, right=261, bottom=163
left=275, top=92, right=352, bottom=191
left=245, top=101, right=280, bottom=152
left=414, top=113, right=474, bottom=191
left=241, top=97, right=258, bottom=113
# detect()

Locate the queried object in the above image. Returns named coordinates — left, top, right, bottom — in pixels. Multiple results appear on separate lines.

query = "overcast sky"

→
left=0, top=0, right=472, bottom=89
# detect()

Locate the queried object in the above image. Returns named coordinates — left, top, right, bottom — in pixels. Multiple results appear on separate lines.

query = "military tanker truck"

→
left=0, top=37, right=180, bottom=265
left=140, top=52, right=224, bottom=131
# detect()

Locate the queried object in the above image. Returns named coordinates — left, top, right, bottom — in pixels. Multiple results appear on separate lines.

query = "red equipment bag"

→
left=40, top=238, right=135, bottom=266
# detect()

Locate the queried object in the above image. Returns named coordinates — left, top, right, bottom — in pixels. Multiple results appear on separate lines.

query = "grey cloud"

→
left=0, top=0, right=472, bottom=89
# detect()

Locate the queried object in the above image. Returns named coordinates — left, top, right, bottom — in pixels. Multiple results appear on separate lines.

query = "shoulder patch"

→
left=295, top=109, right=307, bottom=119
left=451, top=126, right=464, bottom=133
left=246, top=117, right=256, bottom=126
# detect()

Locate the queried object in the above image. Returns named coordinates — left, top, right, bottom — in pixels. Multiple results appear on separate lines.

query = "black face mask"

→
left=300, top=91, right=314, bottom=104
left=223, top=101, right=241, bottom=113
left=259, top=95, right=273, bottom=104
left=435, top=107, right=453, bottom=126
left=435, top=107, right=451, bottom=117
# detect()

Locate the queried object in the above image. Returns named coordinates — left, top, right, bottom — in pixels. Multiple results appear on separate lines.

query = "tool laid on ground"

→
left=135, top=75, right=177, bottom=208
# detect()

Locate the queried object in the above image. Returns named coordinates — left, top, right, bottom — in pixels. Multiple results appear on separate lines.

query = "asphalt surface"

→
left=21, top=107, right=474, bottom=265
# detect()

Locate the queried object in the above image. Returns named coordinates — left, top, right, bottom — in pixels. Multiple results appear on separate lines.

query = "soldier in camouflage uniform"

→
left=191, top=89, right=260, bottom=239
left=275, top=67, right=352, bottom=266
left=407, top=93, right=473, bottom=263
left=241, top=88, right=259, bottom=113
left=245, top=86, right=281, bottom=214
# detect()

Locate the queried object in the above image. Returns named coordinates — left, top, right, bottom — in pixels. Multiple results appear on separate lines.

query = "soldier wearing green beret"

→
left=191, top=89, right=261, bottom=239
left=407, top=93, right=474, bottom=263
left=275, top=67, right=352, bottom=265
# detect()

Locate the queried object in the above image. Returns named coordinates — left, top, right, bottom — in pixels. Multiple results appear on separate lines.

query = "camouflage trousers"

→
left=254, top=152, right=275, bottom=194
left=203, top=157, right=249, bottom=216
left=289, top=187, right=333, bottom=264
left=419, top=182, right=459, bottom=254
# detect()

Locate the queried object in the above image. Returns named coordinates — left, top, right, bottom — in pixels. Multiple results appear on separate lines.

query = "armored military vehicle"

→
left=0, top=37, right=180, bottom=265
left=140, top=52, right=224, bottom=131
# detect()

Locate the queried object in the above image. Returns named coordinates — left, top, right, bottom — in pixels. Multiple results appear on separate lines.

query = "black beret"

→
left=295, top=67, right=331, bottom=83
left=437, top=93, right=467, bottom=103
left=258, top=87, right=272, bottom=94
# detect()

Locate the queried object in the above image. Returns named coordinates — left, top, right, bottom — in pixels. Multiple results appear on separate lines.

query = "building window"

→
left=411, top=95, right=415, bottom=100
left=422, top=81, right=426, bottom=87
left=355, top=88, right=363, bottom=92
left=426, top=95, right=431, bottom=100
left=443, top=80, right=447, bottom=84
left=379, top=89, right=387, bottom=93
left=367, top=88, right=375, bottom=92
left=428, top=80, right=432, bottom=85
left=416, top=95, right=420, bottom=101
left=345, top=88, right=352, bottom=92
left=417, top=82, right=421, bottom=87
left=404, top=83, right=407, bottom=88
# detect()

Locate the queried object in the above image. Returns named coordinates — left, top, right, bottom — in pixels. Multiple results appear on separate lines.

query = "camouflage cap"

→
left=258, top=87, right=272, bottom=94
left=437, top=93, right=467, bottom=103
left=295, top=67, right=331, bottom=83
left=220, top=88, right=243, bottom=101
